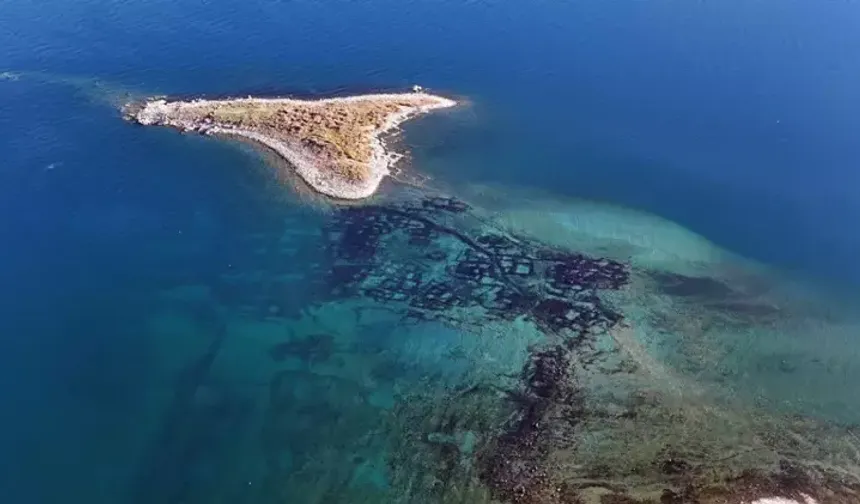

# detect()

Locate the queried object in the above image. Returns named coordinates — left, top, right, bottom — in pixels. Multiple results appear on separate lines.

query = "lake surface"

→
left=1, top=1, right=859, bottom=503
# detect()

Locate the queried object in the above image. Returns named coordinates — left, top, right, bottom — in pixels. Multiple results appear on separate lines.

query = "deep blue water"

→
left=3, top=1, right=859, bottom=280
left=2, top=0, right=860, bottom=502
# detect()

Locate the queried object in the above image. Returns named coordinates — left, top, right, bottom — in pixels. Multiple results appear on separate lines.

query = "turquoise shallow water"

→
left=2, top=1, right=860, bottom=503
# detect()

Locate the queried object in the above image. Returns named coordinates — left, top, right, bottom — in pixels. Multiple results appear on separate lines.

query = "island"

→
left=125, top=90, right=457, bottom=199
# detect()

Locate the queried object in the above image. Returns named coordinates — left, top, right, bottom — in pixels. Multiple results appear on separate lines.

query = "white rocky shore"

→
left=126, top=90, right=457, bottom=199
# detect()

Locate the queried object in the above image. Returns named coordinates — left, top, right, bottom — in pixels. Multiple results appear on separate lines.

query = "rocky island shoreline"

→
left=124, top=89, right=457, bottom=199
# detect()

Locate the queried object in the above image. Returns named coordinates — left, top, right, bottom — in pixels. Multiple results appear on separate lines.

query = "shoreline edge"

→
left=124, top=90, right=458, bottom=200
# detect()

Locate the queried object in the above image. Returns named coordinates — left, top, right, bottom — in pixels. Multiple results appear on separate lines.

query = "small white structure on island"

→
left=412, top=85, right=424, bottom=93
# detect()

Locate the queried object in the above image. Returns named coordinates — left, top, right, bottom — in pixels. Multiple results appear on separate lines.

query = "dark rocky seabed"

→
left=2, top=0, right=860, bottom=503
left=117, top=184, right=860, bottom=504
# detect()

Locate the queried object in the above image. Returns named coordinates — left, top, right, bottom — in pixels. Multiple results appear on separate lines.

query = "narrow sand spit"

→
left=126, top=91, right=457, bottom=199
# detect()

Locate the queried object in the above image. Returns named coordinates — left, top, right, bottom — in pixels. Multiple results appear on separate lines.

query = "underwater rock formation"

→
left=479, top=346, right=583, bottom=504
left=186, top=191, right=860, bottom=504
left=317, top=196, right=630, bottom=339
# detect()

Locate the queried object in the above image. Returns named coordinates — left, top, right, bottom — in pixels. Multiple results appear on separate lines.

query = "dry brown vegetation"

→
left=167, top=96, right=446, bottom=182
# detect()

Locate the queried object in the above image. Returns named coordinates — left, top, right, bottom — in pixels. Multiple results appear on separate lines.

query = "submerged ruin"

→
left=317, top=197, right=628, bottom=335
left=130, top=191, right=860, bottom=504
